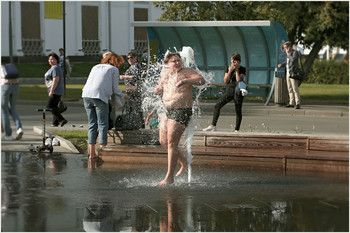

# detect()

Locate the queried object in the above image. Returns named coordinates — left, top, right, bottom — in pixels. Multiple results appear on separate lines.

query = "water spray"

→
left=141, top=46, right=213, bottom=183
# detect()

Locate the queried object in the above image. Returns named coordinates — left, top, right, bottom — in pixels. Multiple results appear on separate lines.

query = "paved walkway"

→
left=1, top=100, right=348, bottom=153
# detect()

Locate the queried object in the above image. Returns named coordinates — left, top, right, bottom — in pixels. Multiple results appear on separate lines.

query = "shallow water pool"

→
left=1, top=151, right=348, bottom=231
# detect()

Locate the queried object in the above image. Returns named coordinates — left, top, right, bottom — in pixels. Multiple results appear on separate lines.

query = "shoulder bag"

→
left=58, top=100, right=67, bottom=113
left=289, top=51, right=305, bottom=83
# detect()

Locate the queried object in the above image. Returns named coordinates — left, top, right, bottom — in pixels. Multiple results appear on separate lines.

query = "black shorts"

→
left=166, top=108, right=192, bottom=126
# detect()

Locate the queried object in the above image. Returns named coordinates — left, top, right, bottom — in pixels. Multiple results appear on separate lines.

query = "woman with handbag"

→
left=203, top=53, right=246, bottom=132
left=82, top=52, right=127, bottom=160
left=278, top=41, right=301, bottom=109
left=45, top=52, right=68, bottom=127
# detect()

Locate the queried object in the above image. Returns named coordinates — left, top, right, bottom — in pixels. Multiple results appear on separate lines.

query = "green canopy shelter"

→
left=132, top=21, right=289, bottom=104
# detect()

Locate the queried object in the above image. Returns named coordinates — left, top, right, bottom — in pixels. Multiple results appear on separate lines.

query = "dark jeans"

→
left=47, top=94, right=65, bottom=125
left=211, top=87, right=244, bottom=131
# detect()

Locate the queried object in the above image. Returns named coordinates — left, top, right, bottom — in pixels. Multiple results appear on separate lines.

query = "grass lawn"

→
left=18, top=83, right=348, bottom=104
left=299, top=84, right=349, bottom=104
left=19, top=84, right=126, bottom=101
left=16, top=62, right=129, bottom=78
left=51, top=130, right=88, bottom=154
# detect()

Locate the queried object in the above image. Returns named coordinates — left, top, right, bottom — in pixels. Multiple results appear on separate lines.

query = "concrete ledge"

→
left=33, top=126, right=80, bottom=154
left=100, top=130, right=348, bottom=173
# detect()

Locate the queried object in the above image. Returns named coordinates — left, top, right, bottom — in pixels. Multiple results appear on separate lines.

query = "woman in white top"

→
left=82, top=52, right=126, bottom=160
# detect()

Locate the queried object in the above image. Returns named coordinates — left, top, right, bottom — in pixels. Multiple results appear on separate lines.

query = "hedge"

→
left=305, top=59, right=349, bottom=84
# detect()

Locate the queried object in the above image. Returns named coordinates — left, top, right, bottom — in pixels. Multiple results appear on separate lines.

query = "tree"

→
left=153, top=1, right=349, bottom=76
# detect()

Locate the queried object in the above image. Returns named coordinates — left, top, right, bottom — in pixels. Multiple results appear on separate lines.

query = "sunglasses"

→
left=127, top=57, right=134, bottom=60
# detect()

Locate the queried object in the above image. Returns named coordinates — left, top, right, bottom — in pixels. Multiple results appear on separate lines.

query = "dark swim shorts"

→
left=166, top=108, right=193, bottom=126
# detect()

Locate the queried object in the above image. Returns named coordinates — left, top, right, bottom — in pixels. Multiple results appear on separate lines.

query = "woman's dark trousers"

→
left=47, top=94, right=65, bottom=125
left=211, top=89, right=244, bottom=131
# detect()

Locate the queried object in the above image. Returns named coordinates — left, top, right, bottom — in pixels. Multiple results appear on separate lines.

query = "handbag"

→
left=58, top=100, right=67, bottom=113
left=115, top=102, right=144, bottom=131
left=289, top=67, right=304, bottom=81
left=289, top=51, right=305, bottom=83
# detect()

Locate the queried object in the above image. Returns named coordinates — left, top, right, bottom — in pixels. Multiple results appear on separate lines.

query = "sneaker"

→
left=45, top=137, right=52, bottom=146
left=52, top=137, right=60, bottom=146
left=234, top=130, right=239, bottom=132
left=2, top=135, right=14, bottom=141
left=203, top=125, right=216, bottom=131
left=284, top=104, right=294, bottom=108
left=295, top=104, right=301, bottom=109
left=60, top=119, right=68, bottom=127
left=16, top=128, right=24, bottom=140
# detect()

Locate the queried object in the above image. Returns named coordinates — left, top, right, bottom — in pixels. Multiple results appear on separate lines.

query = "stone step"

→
left=108, top=129, right=349, bottom=152
left=98, top=145, right=349, bottom=173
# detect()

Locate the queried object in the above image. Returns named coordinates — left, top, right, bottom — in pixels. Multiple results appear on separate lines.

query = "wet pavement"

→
left=2, top=151, right=348, bottom=232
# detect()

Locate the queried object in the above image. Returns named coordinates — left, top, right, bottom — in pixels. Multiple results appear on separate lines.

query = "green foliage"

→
left=154, top=1, right=349, bottom=50
left=305, top=60, right=349, bottom=84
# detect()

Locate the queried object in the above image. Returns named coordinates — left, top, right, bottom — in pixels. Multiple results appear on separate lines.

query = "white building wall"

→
left=1, top=1, right=163, bottom=58
left=1, top=1, right=24, bottom=57
left=110, top=1, right=133, bottom=55
left=1, top=1, right=10, bottom=56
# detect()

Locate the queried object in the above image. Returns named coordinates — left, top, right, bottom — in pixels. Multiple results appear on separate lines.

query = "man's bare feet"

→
left=176, top=159, right=188, bottom=177
left=157, top=178, right=174, bottom=186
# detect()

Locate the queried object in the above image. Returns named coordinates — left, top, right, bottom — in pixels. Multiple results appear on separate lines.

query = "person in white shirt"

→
left=1, top=64, right=23, bottom=140
left=82, top=52, right=127, bottom=160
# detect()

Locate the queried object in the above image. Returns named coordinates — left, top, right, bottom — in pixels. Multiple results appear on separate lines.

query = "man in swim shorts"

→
left=154, top=52, right=205, bottom=186
left=166, top=108, right=192, bottom=126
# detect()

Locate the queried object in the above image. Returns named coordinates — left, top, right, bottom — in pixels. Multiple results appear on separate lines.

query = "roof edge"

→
left=132, top=21, right=272, bottom=27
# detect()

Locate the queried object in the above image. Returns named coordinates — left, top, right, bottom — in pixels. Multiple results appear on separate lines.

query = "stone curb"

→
left=33, top=126, right=80, bottom=154
left=19, top=100, right=348, bottom=118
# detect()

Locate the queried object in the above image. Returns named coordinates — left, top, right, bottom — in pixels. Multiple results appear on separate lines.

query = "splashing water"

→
left=140, top=46, right=214, bottom=183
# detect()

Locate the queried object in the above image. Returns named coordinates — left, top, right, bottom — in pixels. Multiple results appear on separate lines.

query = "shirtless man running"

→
left=154, top=53, right=205, bottom=186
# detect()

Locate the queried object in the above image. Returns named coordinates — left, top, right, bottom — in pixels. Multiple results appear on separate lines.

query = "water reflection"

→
left=159, top=190, right=183, bottom=232
left=1, top=151, right=349, bottom=232
left=83, top=201, right=120, bottom=231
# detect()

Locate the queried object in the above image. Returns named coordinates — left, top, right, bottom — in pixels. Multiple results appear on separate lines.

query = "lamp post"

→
left=63, top=1, right=66, bottom=96
left=9, top=2, right=13, bottom=64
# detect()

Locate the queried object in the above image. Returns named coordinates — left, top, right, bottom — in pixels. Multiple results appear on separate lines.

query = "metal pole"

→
left=108, top=1, right=111, bottom=51
left=63, top=1, right=66, bottom=96
left=9, top=2, right=13, bottom=64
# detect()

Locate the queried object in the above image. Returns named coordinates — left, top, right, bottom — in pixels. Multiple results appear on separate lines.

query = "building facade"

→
left=1, top=1, right=163, bottom=59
